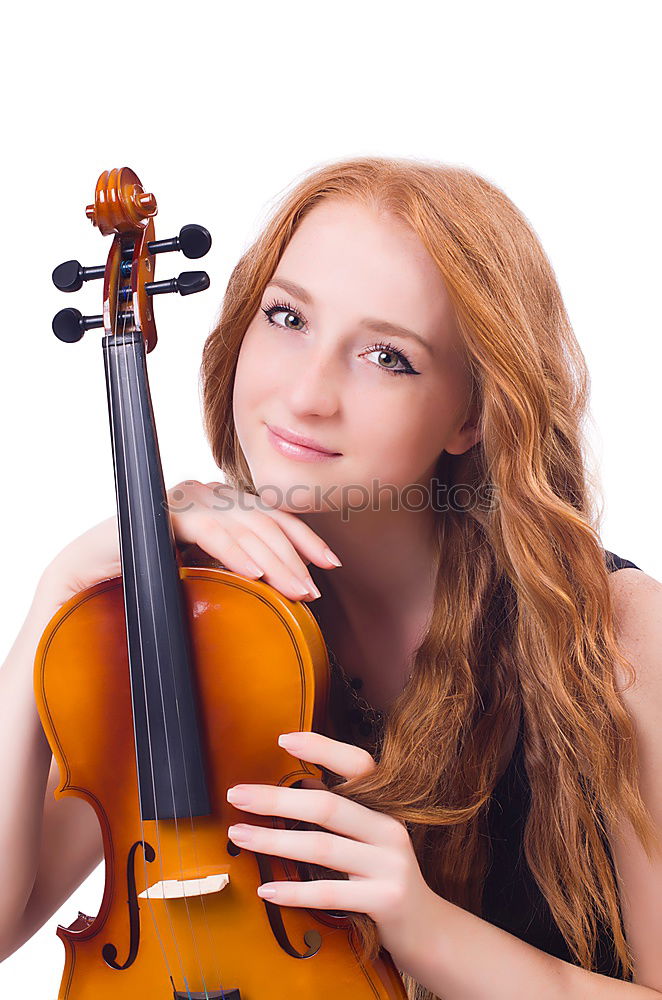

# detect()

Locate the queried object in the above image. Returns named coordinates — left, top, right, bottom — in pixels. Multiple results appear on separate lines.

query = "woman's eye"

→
left=362, top=344, right=419, bottom=376
left=261, top=303, right=306, bottom=331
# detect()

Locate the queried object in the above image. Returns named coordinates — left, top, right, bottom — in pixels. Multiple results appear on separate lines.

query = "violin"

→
left=35, top=168, right=407, bottom=999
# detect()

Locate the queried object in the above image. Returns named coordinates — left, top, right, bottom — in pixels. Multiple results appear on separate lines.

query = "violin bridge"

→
left=138, top=872, right=230, bottom=899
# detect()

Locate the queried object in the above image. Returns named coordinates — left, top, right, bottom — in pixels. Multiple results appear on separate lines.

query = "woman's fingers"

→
left=227, top=781, right=393, bottom=847
left=260, top=503, right=342, bottom=572
left=172, top=507, right=317, bottom=600
left=233, top=508, right=331, bottom=584
left=166, top=481, right=341, bottom=603
left=189, top=516, right=267, bottom=578
left=227, top=823, right=377, bottom=879
left=280, top=731, right=377, bottom=782
left=205, top=521, right=319, bottom=601
left=227, top=525, right=321, bottom=599
left=206, top=483, right=342, bottom=573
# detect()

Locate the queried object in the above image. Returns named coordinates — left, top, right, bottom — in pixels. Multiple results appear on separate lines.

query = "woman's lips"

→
left=266, top=425, right=342, bottom=462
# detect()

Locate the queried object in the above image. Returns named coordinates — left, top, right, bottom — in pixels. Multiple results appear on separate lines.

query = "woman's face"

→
left=232, top=198, right=479, bottom=515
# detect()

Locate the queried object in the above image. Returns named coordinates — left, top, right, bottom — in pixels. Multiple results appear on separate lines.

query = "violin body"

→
left=35, top=566, right=406, bottom=998
left=38, top=169, right=407, bottom=998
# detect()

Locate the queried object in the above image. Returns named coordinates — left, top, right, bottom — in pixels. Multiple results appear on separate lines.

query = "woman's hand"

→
left=225, top=730, right=434, bottom=964
left=39, top=480, right=341, bottom=608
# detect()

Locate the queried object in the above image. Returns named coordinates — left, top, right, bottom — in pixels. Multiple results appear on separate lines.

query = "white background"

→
left=1, top=0, right=659, bottom=992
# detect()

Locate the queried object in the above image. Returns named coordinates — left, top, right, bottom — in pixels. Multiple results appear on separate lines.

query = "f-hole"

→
left=102, top=840, right=156, bottom=970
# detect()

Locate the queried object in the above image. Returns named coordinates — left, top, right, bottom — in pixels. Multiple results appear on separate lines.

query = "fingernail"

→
left=278, top=733, right=299, bottom=747
left=257, top=885, right=276, bottom=898
left=228, top=824, right=250, bottom=838
left=305, top=579, right=322, bottom=599
left=246, top=561, right=265, bottom=577
left=324, top=548, right=342, bottom=567
left=226, top=786, right=249, bottom=806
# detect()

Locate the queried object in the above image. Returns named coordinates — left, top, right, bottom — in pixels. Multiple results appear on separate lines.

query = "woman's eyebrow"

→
left=265, top=276, right=433, bottom=354
left=267, top=277, right=314, bottom=305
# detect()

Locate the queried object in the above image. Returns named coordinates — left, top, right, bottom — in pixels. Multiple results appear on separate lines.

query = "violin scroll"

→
left=85, top=167, right=156, bottom=236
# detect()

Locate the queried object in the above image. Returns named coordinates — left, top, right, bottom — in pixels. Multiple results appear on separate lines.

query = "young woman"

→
left=1, top=157, right=660, bottom=998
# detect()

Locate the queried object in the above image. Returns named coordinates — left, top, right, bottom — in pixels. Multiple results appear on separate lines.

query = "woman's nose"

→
left=286, top=348, right=341, bottom=418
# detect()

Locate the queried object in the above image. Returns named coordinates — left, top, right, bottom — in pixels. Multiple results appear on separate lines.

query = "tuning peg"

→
left=147, top=224, right=212, bottom=260
left=52, top=308, right=104, bottom=342
left=52, top=260, right=105, bottom=293
left=145, top=271, right=210, bottom=297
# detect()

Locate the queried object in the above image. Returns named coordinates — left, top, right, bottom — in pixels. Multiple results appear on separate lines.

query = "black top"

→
left=481, top=549, right=642, bottom=979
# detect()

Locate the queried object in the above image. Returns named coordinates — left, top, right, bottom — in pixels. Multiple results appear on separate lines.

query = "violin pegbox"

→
left=52, top=167, right=212, bottom=352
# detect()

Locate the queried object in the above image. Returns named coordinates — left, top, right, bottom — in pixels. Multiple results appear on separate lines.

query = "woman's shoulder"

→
left=601, top=556, right=662, bottom=985
left=605, top=552, right=662, bottom=692
left=604, top=547, right=660, bottom=608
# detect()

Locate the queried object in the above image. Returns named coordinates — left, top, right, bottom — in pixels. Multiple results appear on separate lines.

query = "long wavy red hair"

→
left=198, top=157, right=658, bottom=995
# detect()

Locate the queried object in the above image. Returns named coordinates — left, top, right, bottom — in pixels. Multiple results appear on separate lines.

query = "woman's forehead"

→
left=275, top=199, right=456, bottom=339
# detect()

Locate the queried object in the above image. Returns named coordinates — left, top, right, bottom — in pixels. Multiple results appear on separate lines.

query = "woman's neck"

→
left=302, top=510, right=437, bottom=620
left=303, top=505, right=439, bottom=663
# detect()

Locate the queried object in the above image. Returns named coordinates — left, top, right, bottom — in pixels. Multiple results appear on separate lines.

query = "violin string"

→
left=127, top=294, right=227, bottom=997
left=117, top=271, right=210, bottom=999
left=109, top=248, right=187, bottom=991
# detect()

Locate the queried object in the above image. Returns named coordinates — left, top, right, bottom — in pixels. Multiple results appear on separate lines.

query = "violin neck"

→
left=102, top=330, right=210, bottom=821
